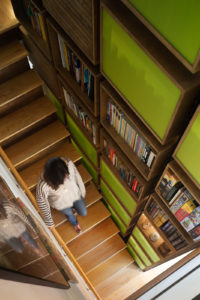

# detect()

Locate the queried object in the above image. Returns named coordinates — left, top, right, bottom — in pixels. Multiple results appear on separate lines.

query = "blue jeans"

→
left=59, top=197, right=87, bottom=226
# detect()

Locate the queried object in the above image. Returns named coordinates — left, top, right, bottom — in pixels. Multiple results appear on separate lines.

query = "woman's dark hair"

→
left=43, top=157, right=69, bottom=190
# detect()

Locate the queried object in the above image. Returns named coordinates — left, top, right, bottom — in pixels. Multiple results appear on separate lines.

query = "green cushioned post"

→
left=101, top=159, right=136, bottom=214
left=101, top=180, right=131, bottom=226
left=71, top=139, right=98, bottom=184
left=66, top=113, right=98, bottom=167
left=176, top=111, right=200, bottom=186
left=127, top=244, right=145, bottom=270
left=102, top=8, right=181, bottom=139
left=128, top=236, right=151, bottom=266
left=106, top=201, right=127, bottom=234
left=44, top=86, right=64, bottom=123
left=132, top=227, right=160, bottom=263
left=128, top=0, right=200, bottom=65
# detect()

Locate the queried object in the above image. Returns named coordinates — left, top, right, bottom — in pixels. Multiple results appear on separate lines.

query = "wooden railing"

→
left=0, top=146, right=101, bottom=300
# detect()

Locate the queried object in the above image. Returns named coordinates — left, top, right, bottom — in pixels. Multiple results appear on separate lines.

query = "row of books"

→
left=147, top=200, right=187, bottom=250
left=63, top=88, right=96, bottom=144
left=106, top=100, right=156, bottom=169
left=103, top=139, right=142, bottom=197
left=158, top=170, right=200, bottom=241
left=58, top=35, right=94, bottom=100
left=23, top=0, right=46, bottom=41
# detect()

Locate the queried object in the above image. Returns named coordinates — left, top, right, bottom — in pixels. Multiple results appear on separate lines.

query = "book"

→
left=170, top=190, right=189, bottom=214
left=146, top=151, right=156, bottom=168
left=175, top=200, right=198, bottom=222
left=168, top=186, right=185, bottom=205
left=180, top=216, right=195, bottom=232
left=159, top=170, right=179, bottom=199
left=165, top=182, right=183, bottom=202
left=188, top=224, right=200, bottom=241
left=187, top=206, right=200, bottom=227
left=38, top=13, right=46, bottom=41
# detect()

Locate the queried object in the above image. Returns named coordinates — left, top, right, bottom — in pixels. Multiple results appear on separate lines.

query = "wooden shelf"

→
left=11, top=0, right=52, bottom=61
left=100, top=0, right=200, bottom=145
left=173, top=105, right=200, bottom=190
left=100, top=80, right=175, bottom=181
left=58, top=75, right=100, bottom=149
left=42, top=0, right=99, bottom=65
left=47, top=17, right=101, bottom=117
left=121, top=0, right=200, bottom=74
left=100, top=128, right=155, bottom=201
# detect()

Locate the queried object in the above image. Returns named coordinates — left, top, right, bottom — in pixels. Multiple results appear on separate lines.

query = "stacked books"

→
left=58, top=35, right=94, bottom=100
left=106, top=99, right=156, bottom=169
left=23, top=0, right=46, bottom=41
left=63, top=88, right=96, bottom=144
left=159, top=170, right=200, bottom=241
left=147, top=200, right=187, bottom=250
left=103, top=139, right=142, bottom=197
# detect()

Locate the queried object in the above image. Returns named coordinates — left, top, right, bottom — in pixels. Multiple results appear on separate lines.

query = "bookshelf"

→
left=173, top=105, right=200, bottom=189
left=42, top=0, right=100, bottom=65
left=47, top=17, right=101, bottom=117
left=156, top=160, right=200, bottom=244
left=100, top=0, right=200, bottom=145
left=11, top=0, right=52, bottom=61
left=100, top=80, right=175, bottom=181
left=121, top=0, right=200, bottom=73
left=59, top=75, right=100, bottom=148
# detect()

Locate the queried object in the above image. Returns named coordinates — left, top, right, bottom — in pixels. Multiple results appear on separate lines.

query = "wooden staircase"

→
left=0, top=37, right=133, bottom=299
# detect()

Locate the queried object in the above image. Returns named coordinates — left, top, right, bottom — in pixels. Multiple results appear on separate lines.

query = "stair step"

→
left=76, top=164, right=92, bottom=185
left=96, top=264, right=137, bottom=300
left=68, top=218, right=119, bottom=259
left=78, top=235, right=126, bottom=274
left=19, top=141, right=82, bottom=190
left=0, top=70, right=43, bottom=114
left=57, top=201, right=110, bottom=244
left=5, top=120, right=70, bottom=169
left=52, top=182, right=102, bottom=227
left=0, top=40, right=28, bottom=71
left=0, top=96, right=56, bottom=146
left=87, top=248, right=133, bottom=287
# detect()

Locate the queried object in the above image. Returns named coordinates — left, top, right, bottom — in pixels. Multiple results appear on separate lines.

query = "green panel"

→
left=101, top=159, right=136, bottom=214
left=101, top=180, right=131, bottom=226
left=66, top=113, right=98, bottom=167
left=44, top=86, right=64, bottom=123
left=176, top=112, right=200, bottom=186
left=71, top=139, right=98, bottom=184
left=102, top=8, right=181, bottom=139
left=127, top=244, right=145, bottom=270
left=128, top=236, right=151, bottom=266
left=128, top=0, right=200, bottom=64
left=132, top=226, right=160, bottom=263
left=105, top=201, right=127, bottom=234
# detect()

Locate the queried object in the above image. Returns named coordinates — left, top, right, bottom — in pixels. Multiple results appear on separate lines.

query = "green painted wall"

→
left=176, top=111, right=200, bottom=186
left=102, top=8, right=181, bottom=140
left=127, top=244, right=145, bottom=269
left=43, top=86, right=64, bottom=123
left=128, top=0, right=200, bottom=65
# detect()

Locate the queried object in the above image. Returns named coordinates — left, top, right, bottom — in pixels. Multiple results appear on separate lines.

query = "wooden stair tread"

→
left=5, top=120, right=70, bottom=168
left=19, top=141, right=82, bottom=190
left=57, top=201, right=110, bottom=244
left=0, top=40, right=28, bottom=70
left=78, top=235, right=126, bottom=274
left=52, top=182, right=101, bottom=226
left=87, top=249, right=133, bottom=287
left=77, top=164, right=92, bottom=185
left=96, top=264, right=137, bottom=300
left=0, top=0, right=19, bottom=35
left=0, top=96, right=56, bottom=144
left=67, top=218, right=119, bottom=259
left=0, top=70, right=43, bottom=108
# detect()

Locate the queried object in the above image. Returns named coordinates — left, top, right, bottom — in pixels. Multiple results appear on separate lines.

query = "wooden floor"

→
left=0, top=0, right=18, bottom=34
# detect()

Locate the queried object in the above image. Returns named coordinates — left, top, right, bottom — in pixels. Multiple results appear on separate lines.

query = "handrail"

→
left=0, top=146, right=101, bottom=300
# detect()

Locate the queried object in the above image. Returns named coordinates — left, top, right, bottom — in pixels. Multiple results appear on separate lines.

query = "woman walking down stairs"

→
left=0, top=32, right=133, bottom=299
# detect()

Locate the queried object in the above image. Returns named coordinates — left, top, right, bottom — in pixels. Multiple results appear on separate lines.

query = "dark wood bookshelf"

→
left=59, top=75, right=100, bottom=149
left=47, top=17, right=101, bottom=117
left=11, top=0, right=52, bottom=61
left=100, top=80, right=176, bottom=181
left=100, top=128, right=155, bottom=201
left=42, top=0, right=99, bottom=65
